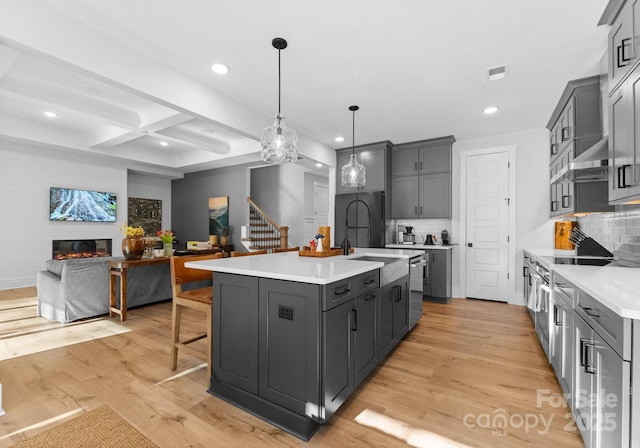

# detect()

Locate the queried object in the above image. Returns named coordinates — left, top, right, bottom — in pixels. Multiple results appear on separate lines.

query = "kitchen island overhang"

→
left=186, top=248, right=423, bottom=440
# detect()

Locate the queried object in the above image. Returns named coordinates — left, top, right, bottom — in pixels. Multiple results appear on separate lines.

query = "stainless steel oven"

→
left=526, top=256, right=551, bottom=358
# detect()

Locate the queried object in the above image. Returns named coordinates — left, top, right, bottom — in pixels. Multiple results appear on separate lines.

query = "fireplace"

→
left=52, top=239, right=112, bottom=260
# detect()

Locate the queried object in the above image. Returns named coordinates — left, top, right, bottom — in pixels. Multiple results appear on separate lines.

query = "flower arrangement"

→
left=157, top=230, right=175, bottom=244
left=119, top=222, right=145, bottom=237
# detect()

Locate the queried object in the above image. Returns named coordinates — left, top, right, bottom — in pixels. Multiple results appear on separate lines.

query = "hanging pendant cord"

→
left=352, top=109, right=355, bottom=155
left=278, top=48, right=281, bottom=116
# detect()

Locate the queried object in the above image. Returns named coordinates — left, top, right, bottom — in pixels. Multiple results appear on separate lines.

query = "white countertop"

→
left=185, top=247, right=424, bottom=285
left=525, top=248, right=640, bottom=319
left=386, top=244, right=454, bottom=250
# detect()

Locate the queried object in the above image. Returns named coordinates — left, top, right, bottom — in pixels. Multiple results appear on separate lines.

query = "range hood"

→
left=550, top=137, right=609, bottom=184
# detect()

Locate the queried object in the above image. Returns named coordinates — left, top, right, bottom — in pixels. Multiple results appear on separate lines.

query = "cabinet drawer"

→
left=356, top=269, right=379, bottom=295
left=323, top=277, right=356, bottom=311
left=575, top=290, right=631, bottom=360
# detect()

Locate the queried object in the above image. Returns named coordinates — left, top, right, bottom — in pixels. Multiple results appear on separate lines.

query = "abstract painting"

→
left=209, top=196, right=229, bottom=236
left=128, top=198, right=162, bottom=235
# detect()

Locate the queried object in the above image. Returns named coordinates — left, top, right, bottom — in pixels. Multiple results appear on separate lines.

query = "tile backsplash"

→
left=391, top=219, right=452, bottom=244
left=577, top=205, right=640, bottom=263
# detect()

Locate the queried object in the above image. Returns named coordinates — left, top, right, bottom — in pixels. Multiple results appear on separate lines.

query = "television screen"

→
left=50, top=187, right=117, bottom=222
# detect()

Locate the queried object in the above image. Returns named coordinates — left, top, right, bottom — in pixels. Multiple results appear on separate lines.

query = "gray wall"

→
left=172, top=163, right=260, bottom=249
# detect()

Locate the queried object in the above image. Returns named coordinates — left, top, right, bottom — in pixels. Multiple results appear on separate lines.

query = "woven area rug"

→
left=11, top=405, right=158, bottom=448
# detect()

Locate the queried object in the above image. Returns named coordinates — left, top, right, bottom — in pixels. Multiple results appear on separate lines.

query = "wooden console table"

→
left=108, top=248, right=223, bottom=321
left=108, top=257, right=170, bottom=321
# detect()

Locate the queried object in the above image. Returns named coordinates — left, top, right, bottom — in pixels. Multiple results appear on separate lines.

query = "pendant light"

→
left=260, top=37, right=298, bottom=164
left=341, top=105, right=366, bottom=187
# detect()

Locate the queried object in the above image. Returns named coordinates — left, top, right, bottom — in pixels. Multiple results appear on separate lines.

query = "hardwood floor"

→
left=0, top=288, right=584, bottom=447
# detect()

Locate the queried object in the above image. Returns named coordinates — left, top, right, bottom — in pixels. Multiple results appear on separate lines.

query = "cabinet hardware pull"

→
left=561, top=127, right=570, bottom=141
left=419, top=206, right=422, bottom=215
left=583, top=307, right=600, bottom=318
left=364, top=294, right=376, bottom=301
left=550, top=143, right=558, bottom=155
left=551, top=201, right=558, bottom=212
left=618, top=165, right=631, bottom=188
left=561, top=195, right=571, bottom=208
left=585, top=341, right=596, bottom=375
left=393, top=285, right=402, bottom=302
left=580, top=338, right=589, bottom=368
left=617, top=38, right=632, bottom=68
left=414, top=206, right=418, bottom=216
left=363, top=278, right=375, bottom=285
left=553, top=304, right=562, bottom=326
left=351, top=309, right=357, bottom=331
left=414, top=162, right=418, bottom=171
left=334, top=288, right=350, bottom=296
left=523, top=266, right=529, bottom=277
left=420, top=161, right=423, bottom=170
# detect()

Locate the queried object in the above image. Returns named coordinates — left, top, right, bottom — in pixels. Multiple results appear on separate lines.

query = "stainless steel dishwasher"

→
left=409, top=254, right=426, bottom=329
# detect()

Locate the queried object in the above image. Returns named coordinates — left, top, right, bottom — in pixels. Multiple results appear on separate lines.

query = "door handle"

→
left=561, top=127, right=570, bottom=141
left=467, top=243, right=473, bottom=247
left=618, top=165, right=631, bottom=189
left=550, top=143, right=558, bottom=155
left=551, top=200, right=558, bottom=212
left=553, top=304, right=562, bottom=326
left=393, top=285, right=402, bottom=302
left=351, top=309, right=357, bottom=331
left=617, top=38, right=632, bottom=67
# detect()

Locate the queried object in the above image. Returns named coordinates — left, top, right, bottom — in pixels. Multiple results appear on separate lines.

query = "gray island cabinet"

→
left=188, top=249, right=420, bottom=441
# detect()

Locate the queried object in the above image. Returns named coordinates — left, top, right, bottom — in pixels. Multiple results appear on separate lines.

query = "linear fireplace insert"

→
left=52, top=239, right=112, bottom=259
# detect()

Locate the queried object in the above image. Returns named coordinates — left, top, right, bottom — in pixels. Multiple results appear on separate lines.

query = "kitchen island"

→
left=187, top=247, right=423, bottom=440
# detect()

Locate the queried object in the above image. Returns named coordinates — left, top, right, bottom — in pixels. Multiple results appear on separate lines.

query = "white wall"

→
left=452, top=128, right=556, bottom=305
left=0, top=143, right=172, bottom=289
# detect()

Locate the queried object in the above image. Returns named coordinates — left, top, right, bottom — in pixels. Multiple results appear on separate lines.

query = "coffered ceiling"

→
left=0, top=0, right=609, bottom=178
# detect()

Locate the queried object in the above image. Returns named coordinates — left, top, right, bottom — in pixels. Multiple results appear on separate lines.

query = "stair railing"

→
left=246, top=197, right=289, bottom=250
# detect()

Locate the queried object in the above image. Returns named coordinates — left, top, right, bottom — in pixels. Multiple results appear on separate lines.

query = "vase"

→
left=316, top=238, right=323, bottom=252
left=122, top=237, right=145, bottom=260
left=163, top=242, right=173, bottom=257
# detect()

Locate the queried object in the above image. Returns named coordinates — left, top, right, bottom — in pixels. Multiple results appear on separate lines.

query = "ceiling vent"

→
left=486, top=64, right=510, bottom=82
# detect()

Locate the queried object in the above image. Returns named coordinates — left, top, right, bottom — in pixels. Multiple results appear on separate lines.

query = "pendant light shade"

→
left=260, top=38, right=298, bottom=164
left=341, top=105, right=365, bottom=187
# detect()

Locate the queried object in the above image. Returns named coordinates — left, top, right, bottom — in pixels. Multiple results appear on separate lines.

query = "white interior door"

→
left=465, top=152, right=510, bottom=302
left=313, top=182, right=329, bottom=232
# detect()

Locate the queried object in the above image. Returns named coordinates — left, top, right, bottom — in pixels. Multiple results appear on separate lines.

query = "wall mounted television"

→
left=49, top=187, right=117, bottom=222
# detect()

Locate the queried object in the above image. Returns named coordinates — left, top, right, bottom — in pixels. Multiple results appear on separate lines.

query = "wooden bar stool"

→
left=170, top=253, right=222, bottom=377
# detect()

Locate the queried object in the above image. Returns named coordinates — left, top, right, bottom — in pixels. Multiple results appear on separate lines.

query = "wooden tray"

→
left=298, top=247, right=354, bottom=257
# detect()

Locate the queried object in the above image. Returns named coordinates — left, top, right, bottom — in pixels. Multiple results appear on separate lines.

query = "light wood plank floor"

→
left=0, top=287, right=584, bottom=447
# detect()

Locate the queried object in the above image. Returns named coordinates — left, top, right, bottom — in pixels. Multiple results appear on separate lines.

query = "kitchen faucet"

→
left=344, top=199, right=372, bottom=255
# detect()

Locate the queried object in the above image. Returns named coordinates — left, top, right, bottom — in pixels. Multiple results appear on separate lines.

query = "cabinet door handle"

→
left=561, top=127, right=570, bottom=141
left=618, top=165, right=631, bottom=188
left=414, top=162, right=418, bottom=172
left=553, top=304, right=562, bottom=326
left=618, top=38, right=632, bottom=67
left=351, top=309, right=357, bottom=331
left=551, top=201, right=558, bottom=212
left=580, top=338, right=589, bottom=368
left=420, top=161, right=423, bottom=171
left=364, top=293, right=376, bottom=301
left=583, top=307, right=600, bottom=318
left=334, top=287, right=350, bottom=297
left=561, top=195, right=571, bottom=208
left=585, top=341, right=596, bottom=375
left=363, top=278, right=376, bottom=285
left=550, top=143, right=558, bottom=155
left=523, top=266, right=529, bottom=277
left=393, top=285, right=402, bottom=302
left=414, top=206, right=418, bottom=216
left=419, top=206, right=423, bottom=215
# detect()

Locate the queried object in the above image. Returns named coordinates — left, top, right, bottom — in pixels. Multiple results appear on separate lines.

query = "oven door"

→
left=534, top=276, right=551, bottom=359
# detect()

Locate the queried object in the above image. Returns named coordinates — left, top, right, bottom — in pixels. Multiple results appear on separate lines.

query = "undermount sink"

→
left=349, top=255, right=403, bottom=265
left=349, top=255, right=408, bottom=286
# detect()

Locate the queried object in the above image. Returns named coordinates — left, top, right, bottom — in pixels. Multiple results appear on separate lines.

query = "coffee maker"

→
left=403, top=226, right=416, bottom=244
left=441, top=229, right=449, bottom=246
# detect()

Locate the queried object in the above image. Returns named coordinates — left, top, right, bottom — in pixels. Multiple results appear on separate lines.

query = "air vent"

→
left=486, top=64, right=510, bottom=82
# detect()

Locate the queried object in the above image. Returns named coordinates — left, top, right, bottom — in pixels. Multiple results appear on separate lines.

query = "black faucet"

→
left=344, top=199, right=372, bottom=255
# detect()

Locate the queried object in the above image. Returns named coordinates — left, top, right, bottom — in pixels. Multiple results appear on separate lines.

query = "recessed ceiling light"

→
left=315, top=163, right=323, bottom=168
left=484, top=106, right=499, bottom=114
left=44, top=111, right=58, bottom=118
left=160, top=141, right=169, bottom=147
left=211, top=64, right=230, bottom=74
left=335, top=136, right=345, bottom=142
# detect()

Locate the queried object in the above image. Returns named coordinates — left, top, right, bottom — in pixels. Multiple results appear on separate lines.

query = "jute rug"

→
left=11, top=405, right=158, bottom=448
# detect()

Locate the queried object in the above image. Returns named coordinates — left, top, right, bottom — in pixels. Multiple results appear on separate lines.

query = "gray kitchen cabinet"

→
left=423, top=249, right=452, bottom=302
left=353, top=289, right=378, bottom=386
left=212, top=273, right=260, bottom=394
left=391, top=138, right=453, bottom=176
left=550, top=274, right=573, bottom=397
left=609, top=62, right=640, bottom=203
left=391, top=136, right=454, bottom=219
left=258, top=278, right=321, bottom=417
left=335, top=141, right=392, bottom=194
left=601, top=0, right=640, bottom=93
left=378, top=275, right=409, bottom=360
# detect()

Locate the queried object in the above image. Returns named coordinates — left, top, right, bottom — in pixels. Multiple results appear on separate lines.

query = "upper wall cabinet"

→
left=390, top=136, right=455, bottom=219
left=602, top=0, right=640, bottom=204
left=601, top=0, right=640, bottom=93
left=335, top=141, right=392, bottom=195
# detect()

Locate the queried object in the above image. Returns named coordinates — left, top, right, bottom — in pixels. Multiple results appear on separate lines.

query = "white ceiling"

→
left=0, top=0, right=609, bottom=178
